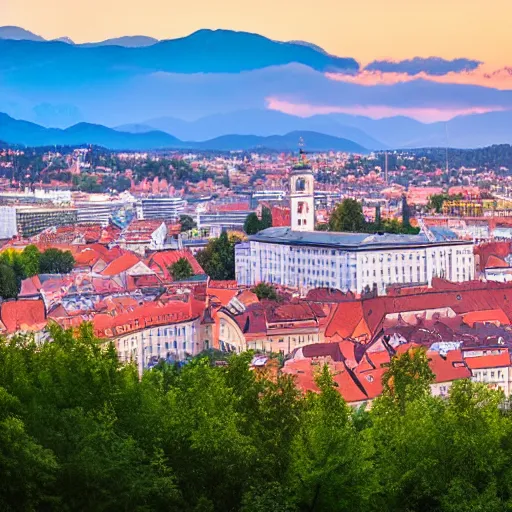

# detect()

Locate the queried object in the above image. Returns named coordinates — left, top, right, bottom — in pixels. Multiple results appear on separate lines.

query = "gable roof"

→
left=101, top=252, right=142, bottom=276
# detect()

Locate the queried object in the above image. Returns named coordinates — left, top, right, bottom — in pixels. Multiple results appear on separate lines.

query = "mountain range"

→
left=0, top=27, right=357, bottom=74
left=117, top=109, right=512, bottom=149
left=0, top=25, right=511, bottom=148
left=0, top=26, right=158, bottom=47
left=0, top=113, right=367, bottom=152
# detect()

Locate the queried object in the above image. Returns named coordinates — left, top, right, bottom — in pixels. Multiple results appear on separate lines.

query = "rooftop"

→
left=249, top=226, right=469, bottom=250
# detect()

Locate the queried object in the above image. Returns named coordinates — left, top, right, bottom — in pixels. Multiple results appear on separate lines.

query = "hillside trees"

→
left=1, top=328, right=512, bottom=511
left=0, top=264, right=18, bottom=299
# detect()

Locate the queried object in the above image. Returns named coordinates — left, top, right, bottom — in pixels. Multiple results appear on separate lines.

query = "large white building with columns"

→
left=235, top=164, right=475, bottom=296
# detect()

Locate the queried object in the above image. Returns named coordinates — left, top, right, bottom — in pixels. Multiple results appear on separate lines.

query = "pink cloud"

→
left=266, top=97, right=505, bottom=123
left=325, top=66, right=512, bottom=90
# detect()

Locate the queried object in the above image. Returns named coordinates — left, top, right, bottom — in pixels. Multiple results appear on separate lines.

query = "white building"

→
left=114, top=319, right=202, bottom=375
left=75, top=200, right=126, bottom=227
left=136, top=197, right=185, bottom=221
left=0, top=206, right=17, bottom=239
left=235, top=165, right=475, bottom=295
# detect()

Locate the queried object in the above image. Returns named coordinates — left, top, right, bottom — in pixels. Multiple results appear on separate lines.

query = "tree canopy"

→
left=1, top=329, right=512, bottom=511
left=169, top=257, right=194, bottom=281
left=180, top=215, right=197, bottom=232
left=252, top=282, right=279, bottom=301
left=39, top=248, right=75, bottom=275
left=196, top=232, right=241, bottom=280
left=328, top=199, right=419, bottom=235
left=244, top=207, right=273, bottom=235
left=328, top=199, right=366, bottom=232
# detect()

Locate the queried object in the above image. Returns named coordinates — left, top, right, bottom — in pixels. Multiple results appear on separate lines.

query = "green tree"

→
left=328, top=198, right=365, bottom=232
left=402, top=194, right=411, bottom=229
left=39, top=249, right=75, bottom=274
left=20, top=244, right=41, bottom=277
left=0, top=263, right=18, bottom=299
left=196, top=232, right=240, bottom=280
left=381, top=347, right=435, bottom=413
left=260, top=206, right=273, bottom=230
left=288, top=365, right=376, bottom=511
left=244, top=213, right=261, bottom=235
left=169, top=257, right=194, bottom=281
left=180, top=215, right=197, bottom=232
left=252, top=282, right=278, bottom=301
left=375, top=205, right=382, bottom=230
left=0, top=387, right=58, bottom=511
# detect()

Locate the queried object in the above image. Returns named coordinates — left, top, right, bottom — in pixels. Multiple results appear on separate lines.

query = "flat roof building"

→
left=235, top=157, right=475, bottom=296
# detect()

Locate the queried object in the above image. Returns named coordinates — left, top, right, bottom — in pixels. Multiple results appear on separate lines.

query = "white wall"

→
left=0, top=206, right=17, bottom=239
left=236, top=240, right=475, bottom=295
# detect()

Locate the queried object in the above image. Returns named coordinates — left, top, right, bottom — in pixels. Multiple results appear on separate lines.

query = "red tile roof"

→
left=428, top=350, right=471, bottom=383
left=464, top=351, right=511, bottom=370
left=19, top=276, right=42, bottom=298
left=486, top=255, right=509, bottom=269
left=463, top=309, right=510, bottom=327
left=1, top=300, right=46, bottom=333
left=101, top=252, right=142, bottom=276
left=93, top=299, right=199, bottom=338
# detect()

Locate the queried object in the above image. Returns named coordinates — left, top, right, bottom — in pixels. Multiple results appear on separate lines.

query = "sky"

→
left=2, top=0, right=511, bottom=66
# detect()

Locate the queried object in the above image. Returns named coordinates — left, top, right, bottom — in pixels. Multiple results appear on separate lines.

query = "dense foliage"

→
left=196, top=232, right=241, bottom=280
left=0, top=332, right=511, bottom=512
left=39, top=248, right=75, bottom=275
left=169, top=258, right=194, bottom=281
left=251, top=282, right=279, bottom=301
left=328, top=199, right=419, bottom=234
left=244, top=207, right=273, bottom=235
left=0, top=246, right=75, bottom=299
left=179, top=215, right=197, bottom=232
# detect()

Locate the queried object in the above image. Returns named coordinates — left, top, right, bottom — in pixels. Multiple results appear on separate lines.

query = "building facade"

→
left=236, top=229, right=475, bottom=295
left=75, top=201, right=126, bottom=227
left=235, top=169, right=475, bottom=295
left=15, top=206, right=78, bottom=237
left=136, top=197, right=185, bottom=221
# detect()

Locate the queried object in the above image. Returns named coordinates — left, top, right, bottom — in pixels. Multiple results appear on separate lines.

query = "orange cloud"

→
left=266, top=97, right=505, bottom=123
left=326, top=66, right=512, bottom=90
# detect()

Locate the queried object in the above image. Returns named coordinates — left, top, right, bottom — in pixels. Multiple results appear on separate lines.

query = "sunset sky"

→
left=2, top=0, right=511, bottom=66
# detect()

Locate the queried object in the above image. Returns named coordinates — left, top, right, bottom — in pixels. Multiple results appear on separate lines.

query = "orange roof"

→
left=464, top=351, right=511, bottom=370
left=486, top=255, right=509, bottom=269
left=325, top=301, right=364, bottom=339
left=428, top=350, right=471, bottom=383
left=19, top=275, right=42, bottom=297
left=93, top=299, right=198, bottom=338
left=1, top=300, right=46, bottom=333
left=101, top=252, right=141, bottom=276
left=462, top=309, right=510, bottom=327
left=208, top=288, right=238, bottom=307
left=333, top=368, right=369, bottom=403
left=354, top=367, right=386, bottom=400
